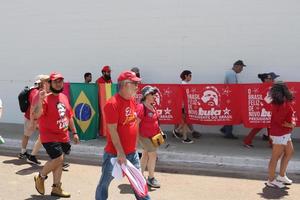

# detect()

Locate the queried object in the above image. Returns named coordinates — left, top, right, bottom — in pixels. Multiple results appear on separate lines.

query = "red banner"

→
left=241, top=83, right=273, bottom=128
left=242, top=82, right=300, bottom=127
left=286, top=82, right=300, bottom=126
left=182, top=84, right=242, bottom=125
left=138, top=84, right=182, bottom=124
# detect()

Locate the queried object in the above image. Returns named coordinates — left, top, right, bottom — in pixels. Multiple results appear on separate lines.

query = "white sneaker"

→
left=277, top=175, right=293, bottom=185
left=266, top=180, right=285, bottom=188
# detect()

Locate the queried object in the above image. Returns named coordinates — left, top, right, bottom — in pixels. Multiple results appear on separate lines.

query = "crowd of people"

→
left=0, top=59, right=296, bottom=199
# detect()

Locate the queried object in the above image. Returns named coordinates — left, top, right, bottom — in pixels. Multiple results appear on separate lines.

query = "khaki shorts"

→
left=139, top=136, right=157, bottom=152
left=24, top=118, right=38, bottom=137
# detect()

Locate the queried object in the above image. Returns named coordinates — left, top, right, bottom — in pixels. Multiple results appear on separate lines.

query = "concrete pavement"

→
left=1, top=122, right=300, bottom=179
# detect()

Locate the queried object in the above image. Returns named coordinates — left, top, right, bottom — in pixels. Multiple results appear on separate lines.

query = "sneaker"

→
left=262, top=134, right=269, bottom=141
left=27, top=155, right=41, bottom=165
left=34, top=174, right=47, bottom=195
left=51, top=182, right=71, bottom=198
left=182, top=138, right=194, bottom=144
left=63, top=162, right=70, bottom=168
left=265, top=179, right=286, bottom=188
left=172, top=129, right=182, bottom=139
left=18, top=151, right=29, bottom=159
left=147, top=177, right=160, bottom=188
left=243, top=144, right=254, bottom=148
left=192, top=131, right=201, bottom=139
left=0, top=135, right=5, bottom=144
left=277, top=175, right=293, bottom=185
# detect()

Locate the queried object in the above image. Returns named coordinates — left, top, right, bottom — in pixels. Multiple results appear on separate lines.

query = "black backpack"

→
left=18, top=86, right=34, bottom=112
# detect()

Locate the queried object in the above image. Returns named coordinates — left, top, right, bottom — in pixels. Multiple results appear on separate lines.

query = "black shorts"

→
left=42, top=142, right=71, bottom=159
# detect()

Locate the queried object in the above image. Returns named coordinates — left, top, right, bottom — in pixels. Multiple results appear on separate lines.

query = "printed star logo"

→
left=223, top=108, right=231, bottom=115
left=253, top=88, right=259, bottom=94
left=164, top=108, right=171, bottom=115
left=163, top=88, right=172, bottom=97
left=290, top=87, right=297, bottom=95
left=222, top=87, right=231, bottom=96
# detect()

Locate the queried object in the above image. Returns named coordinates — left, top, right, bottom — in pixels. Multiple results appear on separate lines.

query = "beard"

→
left=103, top=74, right=111, bottom=81
left=50, top=85, right=64, bottom=94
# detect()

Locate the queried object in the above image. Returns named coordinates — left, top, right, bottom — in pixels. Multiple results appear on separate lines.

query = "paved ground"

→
left=1, top=154, right=300, bottom=200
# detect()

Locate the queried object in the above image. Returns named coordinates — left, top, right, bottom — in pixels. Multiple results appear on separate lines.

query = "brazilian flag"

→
left=70, top=83, right=99, bottom=140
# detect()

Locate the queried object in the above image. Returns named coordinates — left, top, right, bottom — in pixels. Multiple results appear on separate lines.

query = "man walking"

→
left=220, top=60, right=246, bottom=139
left=95, top=70, right=151, bottom=200
left=32, top=72, right=79, bottom=198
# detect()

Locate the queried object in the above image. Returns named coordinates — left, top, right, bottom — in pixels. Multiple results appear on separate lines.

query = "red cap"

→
left=50, top=72, right=64, bottom=81
left=117, top=70, right=142, bottom=82
left=102, top=65, right=111, bottom=72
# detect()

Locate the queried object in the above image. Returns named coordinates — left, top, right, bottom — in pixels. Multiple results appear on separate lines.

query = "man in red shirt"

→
left=32, top=72, right=79, bottom=198
left=19, top=75, right=49, bottom=165
left=96, top=65, right=112, bottom=84
left=95, top=70, right=151, bottom=200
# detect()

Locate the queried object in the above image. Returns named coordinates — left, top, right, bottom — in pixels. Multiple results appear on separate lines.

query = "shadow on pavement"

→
left=25, top=195, right=60, bottom=200
left=2, top=158, right=41, bottom=175
left=118, top=184, right=133, bottom=194
left=3, top=158, right=27, bottom=166
left=15, top=165, right=42, bottom=175
left=257, top=185, right=290, bottom=199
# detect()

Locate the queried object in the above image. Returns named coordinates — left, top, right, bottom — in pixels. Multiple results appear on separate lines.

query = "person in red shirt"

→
left=96, top=65, right=112, bottom=84
left=19, top=75, right=50, bottom=165
left=137, top=85, right=161, bottom=188
left=32, top=72, right=79, bottom=198
left=243, top=72, right=279, bottom=148
left=266, top=82, right=295, bottom=188
left=95, top=70, right=151, bottom=200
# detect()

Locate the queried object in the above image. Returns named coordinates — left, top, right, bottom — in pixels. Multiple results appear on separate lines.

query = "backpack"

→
left=18, top=86, right=34, bottom=112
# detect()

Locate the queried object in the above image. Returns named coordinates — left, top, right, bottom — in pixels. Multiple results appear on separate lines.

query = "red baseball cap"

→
left=50, top=72, right=64, bottom=81
left=102, top=65, right=111, bottom=72
left=117, top=70, right=142, bottom=82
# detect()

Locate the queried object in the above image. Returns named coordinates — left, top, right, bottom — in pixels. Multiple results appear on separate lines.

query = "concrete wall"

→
left=0, top=0, right=300, bottom=124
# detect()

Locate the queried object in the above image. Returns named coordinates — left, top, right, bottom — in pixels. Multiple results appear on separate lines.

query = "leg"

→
left=243, top=128, right=262, bottom=145
left=95, top=152, right=115, bottom=200
left=147, top=152, right=157, bottom=178
left=140, top=150, right=149, bottom=176
left=31, top=135, right=42, bottom=156
left=279, top=141, right=294, bottom=177
left=268, top=144, right=284, bottom=181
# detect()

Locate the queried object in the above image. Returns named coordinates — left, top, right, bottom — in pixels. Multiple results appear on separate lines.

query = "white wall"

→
left=0, top=0, right=300, bottom=123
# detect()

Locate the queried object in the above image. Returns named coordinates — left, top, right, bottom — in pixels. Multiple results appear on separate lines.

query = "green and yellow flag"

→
left=70, top=83, right=99, bottom=140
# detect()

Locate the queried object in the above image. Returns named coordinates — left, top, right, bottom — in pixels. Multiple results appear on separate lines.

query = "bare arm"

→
left=69, top=118, right=79, bottom=144
left=31, top=90, right=47, bottom=120
left=107, top=123, right=126, bottom=164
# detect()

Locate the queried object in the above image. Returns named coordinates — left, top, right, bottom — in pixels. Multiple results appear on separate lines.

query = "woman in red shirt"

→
left=137, top=85, right=161, bottom=189
left=266, top=82, right=295, bottom=188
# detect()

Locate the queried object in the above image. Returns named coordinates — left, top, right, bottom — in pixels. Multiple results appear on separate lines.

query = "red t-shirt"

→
left=24, top=88, right=39, bottom=120
left=137, top=104, right=160, bottom=138
left=38, top=93, right=73, bottom=143
left=96, top=76, right=112, bottom=84
left=269, top=102, right=295, bottom=136
left=104, top=93, right=138, bottom=155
